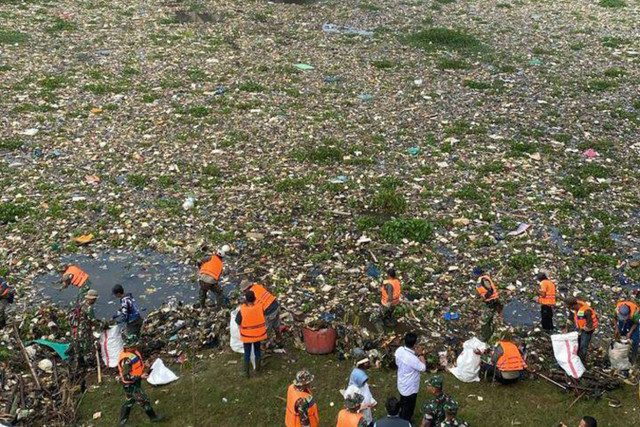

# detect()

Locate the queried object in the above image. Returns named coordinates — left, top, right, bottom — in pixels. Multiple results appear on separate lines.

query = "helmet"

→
left=344, top=392, right=364, bottom=410
left=293, top=369, right=314, bottom=387
left=85, top=289, right=99, bottom=300
left=426, top=375, right=443, bottom=389
left=123, top=334, right=139, bottom=348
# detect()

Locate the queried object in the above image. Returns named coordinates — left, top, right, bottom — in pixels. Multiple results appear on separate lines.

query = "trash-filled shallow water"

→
left=503, top=299, right=542, bottom=327
left=34, top=250, right=199, bottom=319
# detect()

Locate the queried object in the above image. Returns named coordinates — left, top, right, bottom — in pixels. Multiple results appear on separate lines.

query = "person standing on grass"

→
left=242, top=280, right=282, bottom=346
left=420, top=376, right=456, bottom=427
left=235, top=290, right=266, bottom=377
left=395, top=332, right=426, bottom=422
left=285, top=369, right=320, bottom=427
left=536, top=272, right=556, bottom=331
left=345, top=360, right=377, bottom=425
left=373, top=397, right=412, bottom=427
left=335, top=392, right=368, bottom=427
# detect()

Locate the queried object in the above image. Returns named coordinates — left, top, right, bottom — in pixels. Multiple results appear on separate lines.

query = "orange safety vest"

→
left=199, top=255, right=223, bottom=280
left=336, top=409, right=363, bottom=427
left=496, top=341, right=527, bottom=372
left=239, top=303, right=267, bottom=343
left=381, top=278, right=401, bottom=306
left=250, top=284, right=276, bottom=311
left=476, top=275, right=499, bottom=302
left=574, top=300, right=598, bottom=330
left=117, top=350, right=144, bottom=384
left=63, top=265, right=89, bottom=288
left=285, top=384, right=320, bottom=427
left=616, top=301, right=638, bottom=320
left=538, top=279, right=556, bottom=306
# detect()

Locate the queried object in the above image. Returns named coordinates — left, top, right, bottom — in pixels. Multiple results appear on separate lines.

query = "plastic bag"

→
left=147, top=358, right=179, bottom=385
left=449, top=337, right=488, bottom=382
left=100, top=325, right=123, bottom=368
left=230, top=308, right=255, bottom=368
left=609, top=341, right=631, bottom=371
left=551, top=332, right=585, bottom=379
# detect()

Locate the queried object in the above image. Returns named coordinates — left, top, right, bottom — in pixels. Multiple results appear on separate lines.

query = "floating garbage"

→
left=503, top=299, right=541, bottom=327
left=322, top=23, right=374, bottom=37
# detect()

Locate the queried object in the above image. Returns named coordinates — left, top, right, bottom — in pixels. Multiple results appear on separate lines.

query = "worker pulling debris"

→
left=197, top=245, right=229, bottom=309
left=481, top=333, right=527, bottom=385
left=117, top=334, right=163, bottom=425
left=381, top=268, right=402, bottom=328
left=614, top=299, right=639, bottom=365
left=235, top=289, right=267, bottom=377
left=67, top=289, right=99, bottom=391
left=112, top=284, right=144, bottom=339
left=565, top=297, right=599, bottom=365
left=474, top=269, right=503, bottom=341
left=61, top=264, right=91, bottom=300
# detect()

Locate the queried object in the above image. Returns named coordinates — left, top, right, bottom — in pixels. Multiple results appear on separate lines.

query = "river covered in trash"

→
left=33, top=250, right=202, bottom=319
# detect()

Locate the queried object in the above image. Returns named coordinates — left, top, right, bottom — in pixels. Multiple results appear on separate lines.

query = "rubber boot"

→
left=119, top=406, right=131, bottom=426
left=146, top=408, right=164, bottom=422
left=241, top=361, right=250, bottom=377
left=255, top=357, right=261, bottom=373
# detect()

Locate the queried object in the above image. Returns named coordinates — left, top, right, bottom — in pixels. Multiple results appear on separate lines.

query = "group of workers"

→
left=0, top=244, right=630, bottom=426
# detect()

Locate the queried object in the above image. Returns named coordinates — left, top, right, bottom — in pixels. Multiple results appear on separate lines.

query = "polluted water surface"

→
left=34, top=250, right=199, bottom=319
left=503, top=299, right=542, bottom=328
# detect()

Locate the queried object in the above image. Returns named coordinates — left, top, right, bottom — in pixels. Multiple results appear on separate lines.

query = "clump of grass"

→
left=603, top=67, right=626, bottom=78
left=126, top=174, right=148, bottom=187
left=405, top=28, right=484, bottom=52
left=601, top=36, right=629, bottom=48
left=381, top=218, right=433, bottom=243
left=585, top=79, right=617, bottom=92
left=188, top=106, right=210, bottom=117
left=372, top=59, right=395, bottom=69
left=508, top=253, right=538, bottom=270
left=0, top=29, right=28, bottom=45
left=464, top=80, right=492, bottom=90
left=599, top=0, right=625, bottom=8
left=437, top=57, right=469, bottom=70
left=453, top=185, right=482, bottom=200
left=496, top=2, right=512, bottom=7
left=238, top=81, right=264, bottom=92
left=0, top=202, right=30, bottom=224
left=372, top=189, right=407, bottom=215
left=275, top=177, right=308, bottom=192
left=356, top=214, right=387, bottom=231
left=39, top=74, right=68, bottom=91
left=293, top=140, right=343, bottom=164
left=84, top=83, right=125, bottom=95
left=202, top=164, right=221, bottom=177
left=158, top=175, right=176, bottom=188
left=576, top=163, right=610, bottom=179
left=509, top=140, right=537, bottom=155
left=477, top=161, right=504, bottom=175
left=46, top=18, right=76, bottom=34
left=0, top=138, right=22, bottom=150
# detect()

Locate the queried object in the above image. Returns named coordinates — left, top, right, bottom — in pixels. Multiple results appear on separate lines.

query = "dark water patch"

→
left=503, top=299, right=541, bottom=327
left=174, top=10, right=215, bottom=23
left=34, top=250, right=198, bottom=319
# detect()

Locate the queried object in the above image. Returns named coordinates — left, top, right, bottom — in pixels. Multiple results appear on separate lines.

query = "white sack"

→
left=100, top=325, right=124, bottom=368
left=449, top=337, right=488, bottom=383
left=551, top=332, right=585, bottom=379
left=230, top=308, right=255, bottom=368
left=609, top=341, right=631, bottom=371
left=147, top=358, right=179, bottom=386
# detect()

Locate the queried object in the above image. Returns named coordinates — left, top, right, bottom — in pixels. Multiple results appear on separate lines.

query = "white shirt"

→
left=395, top=346, right=426, bottom=396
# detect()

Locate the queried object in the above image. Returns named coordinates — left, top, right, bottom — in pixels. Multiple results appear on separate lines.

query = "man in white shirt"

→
left=395, top=332, right=426, bottom=422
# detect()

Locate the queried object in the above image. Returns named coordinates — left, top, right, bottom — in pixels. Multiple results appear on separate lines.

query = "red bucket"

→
left=302, top=327, right=337, bottom=355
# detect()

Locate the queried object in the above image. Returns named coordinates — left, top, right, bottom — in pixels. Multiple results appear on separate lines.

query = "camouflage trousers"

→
left=198, top=280, right=224, bottom=307
left=122, top=381, right=152, bottom=412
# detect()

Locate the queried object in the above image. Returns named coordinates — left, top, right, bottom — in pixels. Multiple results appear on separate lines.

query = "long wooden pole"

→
left=13, top=325, right=41, bottom=390
left=95, top=345, right=102, bottom=383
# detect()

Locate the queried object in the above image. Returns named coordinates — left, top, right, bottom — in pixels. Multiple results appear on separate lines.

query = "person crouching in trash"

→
left=197, top=245, right=229, bottom=309
left=117, top=334, right=163, bottom=425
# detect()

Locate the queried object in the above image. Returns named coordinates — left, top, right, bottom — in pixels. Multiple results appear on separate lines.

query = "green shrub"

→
left=381, top=218, right=434, bottom=243
left=508, top=253, right=538, bottom=270
left=405, top=28, right=483, bottom=52
left=372, top=189, right=407, bottom=215
left=0, top=202, right=30, bottom=224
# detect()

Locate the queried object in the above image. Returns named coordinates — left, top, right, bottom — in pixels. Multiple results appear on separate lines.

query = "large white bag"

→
left=551, top=332, right=585, bottom=379
left=100, top=325, right=124, bottom=368
left=147, top=358, right=179, bottom=385
left=609, top=341, right=631, bottom=371
left=230, top=308, right=255, bottom=368
left=449, top=337, right=488, bottom=383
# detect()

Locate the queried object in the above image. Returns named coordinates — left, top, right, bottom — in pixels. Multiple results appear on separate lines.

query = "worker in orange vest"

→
left=536, top=273, right=556, bottom=331
left=242, top=281, right=281, bottom=345
left=615, top=300, right=639, bottom=363
left=381, top=269, right=402, bottom=327
left=474, top=269, right=502, bottom=341
left=565, top=297, right=599, bottom=364
left=285, top=369, right=320, bottom=427
left=61, top=265, right=91, bottom=299
left=197, top=245, right=229, bottom=309
left=336, top=392, right=368, bottom=427
left=484, top=334, right=527, bottom=384
left=235, top=290, right=267, bottom=377
left=117, top=334, right=163, bottom=425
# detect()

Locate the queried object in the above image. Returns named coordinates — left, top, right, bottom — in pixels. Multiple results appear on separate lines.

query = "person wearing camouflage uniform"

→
left=421, top=376, right=457, bottom=427
left=285, top=369, right=319, bottom=427
left=117, top=335, right=163, bottom=425
left=68, top=289, right=99, bottom=367
left=336, top=392, right=368, bottom=427
left=439, top=401, right=469, bottom=427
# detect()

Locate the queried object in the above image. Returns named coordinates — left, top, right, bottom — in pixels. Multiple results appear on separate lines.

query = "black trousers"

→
left=541, top=305, right=554, bottom=331
left=399, top=393, right=417, bottom=422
